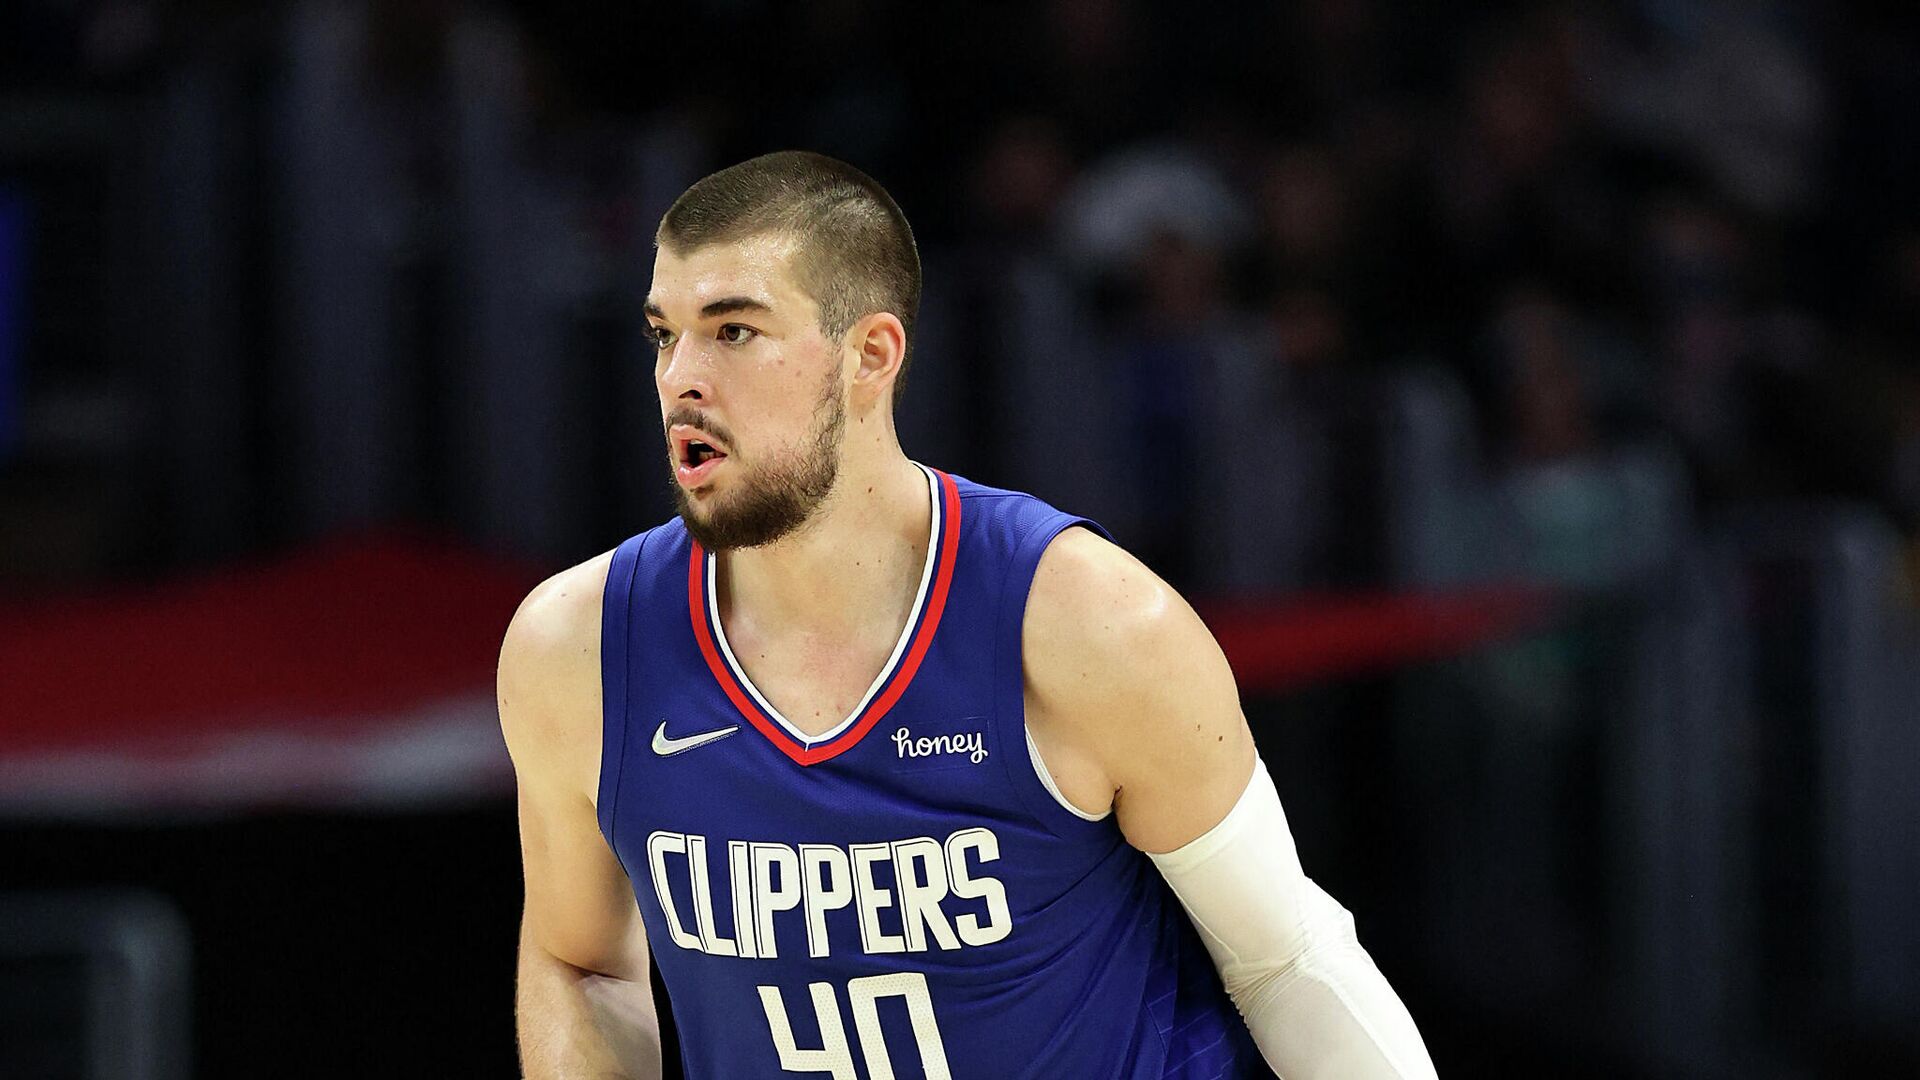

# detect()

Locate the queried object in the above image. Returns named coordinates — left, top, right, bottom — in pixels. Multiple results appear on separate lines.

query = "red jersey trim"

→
left=687, top=468, right=963, bottom=766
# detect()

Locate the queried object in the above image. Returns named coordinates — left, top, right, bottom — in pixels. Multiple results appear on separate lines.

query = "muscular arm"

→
left=1023, top=528, right=1437, bottom=1079
left=500, top=555, right=662, bottom=1080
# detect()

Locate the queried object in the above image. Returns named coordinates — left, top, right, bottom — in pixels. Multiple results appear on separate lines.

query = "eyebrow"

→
left=643, top=296, right=775, bottom=321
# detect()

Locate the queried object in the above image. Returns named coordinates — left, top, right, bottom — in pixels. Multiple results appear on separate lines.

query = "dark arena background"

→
left=3, top=2, right=1918, bottom=1077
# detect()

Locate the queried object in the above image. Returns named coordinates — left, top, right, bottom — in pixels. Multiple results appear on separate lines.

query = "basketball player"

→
left=501, top=151, right=1438, bottom=1079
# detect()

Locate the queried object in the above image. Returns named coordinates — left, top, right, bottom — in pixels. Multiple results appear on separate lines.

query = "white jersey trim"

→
left=1024, top=724, right=1111, bottom=822
left=705, top=463, right=942, bottom=750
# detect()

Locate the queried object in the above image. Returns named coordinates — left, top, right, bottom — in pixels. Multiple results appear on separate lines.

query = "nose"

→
left=656, top=336, right=713, bottom=404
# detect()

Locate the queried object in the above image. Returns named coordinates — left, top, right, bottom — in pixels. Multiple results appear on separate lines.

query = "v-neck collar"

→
left=686, top=464, right=962, bottom=766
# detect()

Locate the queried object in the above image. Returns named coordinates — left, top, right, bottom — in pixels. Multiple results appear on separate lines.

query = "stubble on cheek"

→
left=668, top=365, right=844, bottom=550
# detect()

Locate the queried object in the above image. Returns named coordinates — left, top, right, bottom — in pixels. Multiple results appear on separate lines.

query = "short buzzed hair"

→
left=657, top=151, right=922, bottom=399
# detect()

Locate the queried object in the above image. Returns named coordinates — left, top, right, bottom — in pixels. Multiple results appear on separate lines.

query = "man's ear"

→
left=848, top=312, right=907, bottom=402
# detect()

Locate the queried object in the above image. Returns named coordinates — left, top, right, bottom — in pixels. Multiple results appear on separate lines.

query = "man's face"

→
left=645, top=233, right=847, bottom=551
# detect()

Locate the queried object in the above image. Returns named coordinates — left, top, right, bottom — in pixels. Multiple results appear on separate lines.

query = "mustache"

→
left=663, top=407, right=737, bottom=452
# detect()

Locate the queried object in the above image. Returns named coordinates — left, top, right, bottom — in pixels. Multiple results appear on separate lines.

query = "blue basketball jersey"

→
left=598, top=466, right=1269, bottom=1079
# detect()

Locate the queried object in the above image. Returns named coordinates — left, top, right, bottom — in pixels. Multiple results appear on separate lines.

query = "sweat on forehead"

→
left=650, top=231, right=847, bottom=334
left=641, top=293, right=780, bottom=324
left=645, top=237, right=813, bottom=323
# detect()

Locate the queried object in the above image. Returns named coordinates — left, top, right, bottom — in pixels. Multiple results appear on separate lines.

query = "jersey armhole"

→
left=596, top=531, right=648, bottom=862
left=1025, top=725, right=1109, bottom=822
left=991, top=513, right=1118, bottom=836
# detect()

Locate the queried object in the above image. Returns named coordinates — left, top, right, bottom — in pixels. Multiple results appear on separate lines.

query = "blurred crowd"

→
left=906, top=0, right=1918, bottom=595
left=2, top=0, right=1918, bottom=599
left=5, top=5, right=1919, bottom=1072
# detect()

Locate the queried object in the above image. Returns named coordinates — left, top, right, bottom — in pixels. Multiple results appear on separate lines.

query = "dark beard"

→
left=668, top=376, right=844, bottom=551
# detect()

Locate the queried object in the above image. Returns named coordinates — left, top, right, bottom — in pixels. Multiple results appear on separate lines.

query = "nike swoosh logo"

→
left=652, top=721, right=740, bottom=757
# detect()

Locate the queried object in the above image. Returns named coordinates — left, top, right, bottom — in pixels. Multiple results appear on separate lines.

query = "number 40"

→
left=758, top=971, right=952, bottom=1080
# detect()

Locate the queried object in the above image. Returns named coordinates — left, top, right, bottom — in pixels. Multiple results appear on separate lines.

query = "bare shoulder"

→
left=1023, top=527, right=1254, bottom=852
left=497, top=550, right=616, bottom=794
left=1023, top=526, right=1215, bottom=708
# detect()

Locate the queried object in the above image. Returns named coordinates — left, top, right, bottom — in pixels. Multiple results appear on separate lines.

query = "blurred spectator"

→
left=1487, top=286, right=1687, bottom=589
left=4, top=5, right=1919, bottom=1076
left=1055, top=141, right=1251, bottom=280
left=0, top=0, right=1912, bottom=596
left=1095, top=228, right=1237, bottom=571
left=1580, top=0, right=1827, bottom=216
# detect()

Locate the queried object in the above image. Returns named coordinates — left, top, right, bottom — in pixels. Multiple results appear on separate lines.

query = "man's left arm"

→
left=1023, top=528, right=1439, bottom=1080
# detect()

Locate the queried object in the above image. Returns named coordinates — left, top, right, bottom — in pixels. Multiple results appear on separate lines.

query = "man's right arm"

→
left=500, top=554, right=662, bottom=1080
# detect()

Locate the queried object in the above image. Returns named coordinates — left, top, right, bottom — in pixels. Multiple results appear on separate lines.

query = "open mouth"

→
left=672, top=426, right=730, bottom=488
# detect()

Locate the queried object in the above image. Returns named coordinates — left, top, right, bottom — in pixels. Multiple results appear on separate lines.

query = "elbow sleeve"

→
left=1148, top=758, right=1438, bottom=1080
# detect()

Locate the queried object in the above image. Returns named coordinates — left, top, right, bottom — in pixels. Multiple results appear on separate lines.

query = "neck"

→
left=715, top=438, right=930, bottom=640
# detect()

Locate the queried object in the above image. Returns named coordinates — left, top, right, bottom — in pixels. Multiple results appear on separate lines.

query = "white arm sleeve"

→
left=1147, top=756, right=1439, bottom=1079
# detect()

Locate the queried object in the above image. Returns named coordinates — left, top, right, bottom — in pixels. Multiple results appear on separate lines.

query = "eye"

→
left=647, top=324, right=675, bottom=350
left=718, top=324, right=759, bottom=346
